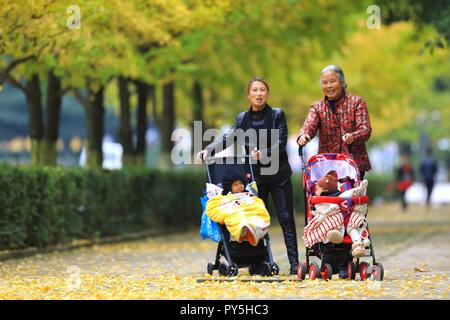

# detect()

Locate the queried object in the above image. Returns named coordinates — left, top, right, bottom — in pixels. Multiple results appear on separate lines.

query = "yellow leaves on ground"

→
left=0, top=204, right=449, bottom=299
left=2, top=272, right=447, bottom=300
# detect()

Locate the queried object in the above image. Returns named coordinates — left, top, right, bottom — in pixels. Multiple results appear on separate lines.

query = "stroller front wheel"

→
left=359, top=261, right=370, bottom=281
left=229, top=263, right=239, bottom=277
left=347, top=261, right=357, bottom=280
left=248, top=265, right=257, bottom=276
left=321, top=263, right=333, bottom=280
left=308, top=262, right=320, bottom=280
left=260, top=262, right=272, bottom=276
left=219, top=262, right=229, bottom=276
left=297, top=263, right=307, bottom=280
left=271, top=263, right=280, bottom=276
left=372, top=262, right=384, bottom=281
left=207, top=263, right=214, bottom=275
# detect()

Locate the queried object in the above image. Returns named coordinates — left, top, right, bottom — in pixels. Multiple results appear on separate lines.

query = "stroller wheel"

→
left=207, top=263, right=214, bottom=276
left=371, top=262, right=384, bottom=281
left=321, top=263, right=333, bottom=281
left=271, top=263, right=280, bottom=276
left=260, top=262, right=271, bottom=277
left=229, top=263, right=239, bottom=277
left=347, top=261, right=356, bottom=280
left=359, top=262, right=370, bottom=281
left=248, top=265, right=257, bottom=276
left=219, top=262, right=230, bottom=277
left=309, top=262, right=320, bottom=280
left=297, top=263, right=307, bottom=280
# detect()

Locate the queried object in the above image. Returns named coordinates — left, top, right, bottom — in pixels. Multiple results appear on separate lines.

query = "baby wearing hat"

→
left=206, top=171, right=270, bottom=246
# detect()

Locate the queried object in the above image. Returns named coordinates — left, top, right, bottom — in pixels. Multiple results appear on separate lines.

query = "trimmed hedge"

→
left=0, top=165, right=205, bottom=250
left=0, top=165, right=391, bottom=251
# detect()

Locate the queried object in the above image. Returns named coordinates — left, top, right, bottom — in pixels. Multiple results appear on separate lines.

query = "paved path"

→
left=0, top=204, right=449, bottom=299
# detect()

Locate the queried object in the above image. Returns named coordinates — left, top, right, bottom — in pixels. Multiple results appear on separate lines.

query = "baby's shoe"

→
left=351, top=241, right=365, bottom=258
left=363, top=238, right=371, bottom=248
left=327, top=229, right=343, bottom=244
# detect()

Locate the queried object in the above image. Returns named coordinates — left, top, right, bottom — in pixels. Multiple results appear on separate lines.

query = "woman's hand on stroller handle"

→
left=251, top=147, right=263, bottom=161
left=197, top=150, right=209, bottom=162
left=297, top=134, right=311, bottom=147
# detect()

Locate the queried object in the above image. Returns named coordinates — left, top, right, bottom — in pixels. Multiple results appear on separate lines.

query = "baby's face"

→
left=231, top=180, right=245, bottom=193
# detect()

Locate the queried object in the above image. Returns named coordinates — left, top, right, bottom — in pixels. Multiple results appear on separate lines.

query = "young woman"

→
left=198, top=77, right=299, bottom=274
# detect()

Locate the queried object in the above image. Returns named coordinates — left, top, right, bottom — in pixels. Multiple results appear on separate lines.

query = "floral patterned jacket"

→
left=298, top=91, right=372, bottom=172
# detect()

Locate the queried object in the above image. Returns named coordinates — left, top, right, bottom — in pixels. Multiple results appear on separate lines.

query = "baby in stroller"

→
left=206, top=171, right=270, bottom=246
left=303, top=170, right=370, bottom=278
left=201, top=157, right=279, bottom=277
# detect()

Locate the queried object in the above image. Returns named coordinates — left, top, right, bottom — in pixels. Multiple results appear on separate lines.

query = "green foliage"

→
left=0, top=167, right=30, bottom=249
left=329, top=22, right=450, bottom=144
left=0, top=164, right=401, bottom=250
left=377, top=0, right=450, bottom=42
left=0, top=165, right=205, bottom=250
left=2, top=1, right=448, bottom=147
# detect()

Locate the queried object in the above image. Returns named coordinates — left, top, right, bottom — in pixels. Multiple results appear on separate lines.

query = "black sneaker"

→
left=337, top=249, right=352, bottom=279
left=338, top=269, right=349, bottom=279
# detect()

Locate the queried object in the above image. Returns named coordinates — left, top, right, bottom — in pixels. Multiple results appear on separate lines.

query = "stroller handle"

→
left=310, top=195, right=369, bottom=206
left=298, top=146, right=306, bottom=172
left=202, top=155, right=256, bottom=184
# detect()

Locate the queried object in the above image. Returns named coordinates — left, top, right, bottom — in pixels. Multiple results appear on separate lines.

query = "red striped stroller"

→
left=297, top=148, right=384, bottom=281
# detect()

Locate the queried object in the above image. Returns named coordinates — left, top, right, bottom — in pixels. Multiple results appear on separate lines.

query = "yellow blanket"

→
left=206, top=192, right=270, bottom=246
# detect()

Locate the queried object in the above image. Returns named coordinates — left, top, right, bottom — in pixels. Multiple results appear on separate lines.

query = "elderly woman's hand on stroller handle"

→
left=297, top=134, right=311, bottom=146
left=342, top=133, right=354, bottom=144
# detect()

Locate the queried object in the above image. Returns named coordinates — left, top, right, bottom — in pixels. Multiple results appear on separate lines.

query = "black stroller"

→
left=203, top=156, right=279, bottom=277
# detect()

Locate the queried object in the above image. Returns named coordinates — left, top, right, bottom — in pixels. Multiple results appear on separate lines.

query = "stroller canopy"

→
left=306, top=153, right=360, bottom=185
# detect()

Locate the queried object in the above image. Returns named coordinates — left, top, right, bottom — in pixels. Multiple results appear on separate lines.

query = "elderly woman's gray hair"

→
left=320, top=65, right=347, bottom=89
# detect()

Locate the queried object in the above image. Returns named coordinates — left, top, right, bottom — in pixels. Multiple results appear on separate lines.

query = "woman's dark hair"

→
left=247, top=76, right=269, bottom=93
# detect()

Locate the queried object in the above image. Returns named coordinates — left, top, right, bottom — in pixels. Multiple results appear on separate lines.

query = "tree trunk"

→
left=118, top=77, right=134, bottom=166
left=42, top=71, right=62, bottom=166
left=192, top=80, right=205, bottom=151
left=135, top=80, right=148, bottom=165
left=86, top=86, right=104, bottom=168
left=161, top=81, right=175, bottom=154
left=160, top=82, right=175, bottom=168
left=192, top=80, right=204, bottom=123
left=24, top=74, right=44, bottom=165
left=148, top=84, right=157, bottom=127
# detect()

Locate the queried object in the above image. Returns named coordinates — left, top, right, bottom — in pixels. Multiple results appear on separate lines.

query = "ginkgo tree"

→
left=0, top=1, right=73, bottom=165
left=166, top=0, right=367, bottom=139
left=0, top=0, right=231, bottom=167
left=1, top=0, right=448, bottom=168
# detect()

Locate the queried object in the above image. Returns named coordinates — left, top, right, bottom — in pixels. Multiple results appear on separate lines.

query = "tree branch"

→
left=0, top=55, right=34, bottom=85
left=62, top=86, right=73, bottom=95
left=74, top=89, right=89, bottom=109
left=5, top=75, right=27, bottom=93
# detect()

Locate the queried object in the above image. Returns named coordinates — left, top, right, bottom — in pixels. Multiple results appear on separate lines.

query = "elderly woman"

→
left=297, top=65, right=372, bottom=179
left=297, top=65, right=372, bottom=279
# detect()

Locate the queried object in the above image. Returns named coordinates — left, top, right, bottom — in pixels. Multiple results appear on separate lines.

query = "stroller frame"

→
left=203, top=156, right=279, bottom=277
left=297, top=148, right=384, bottom=281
